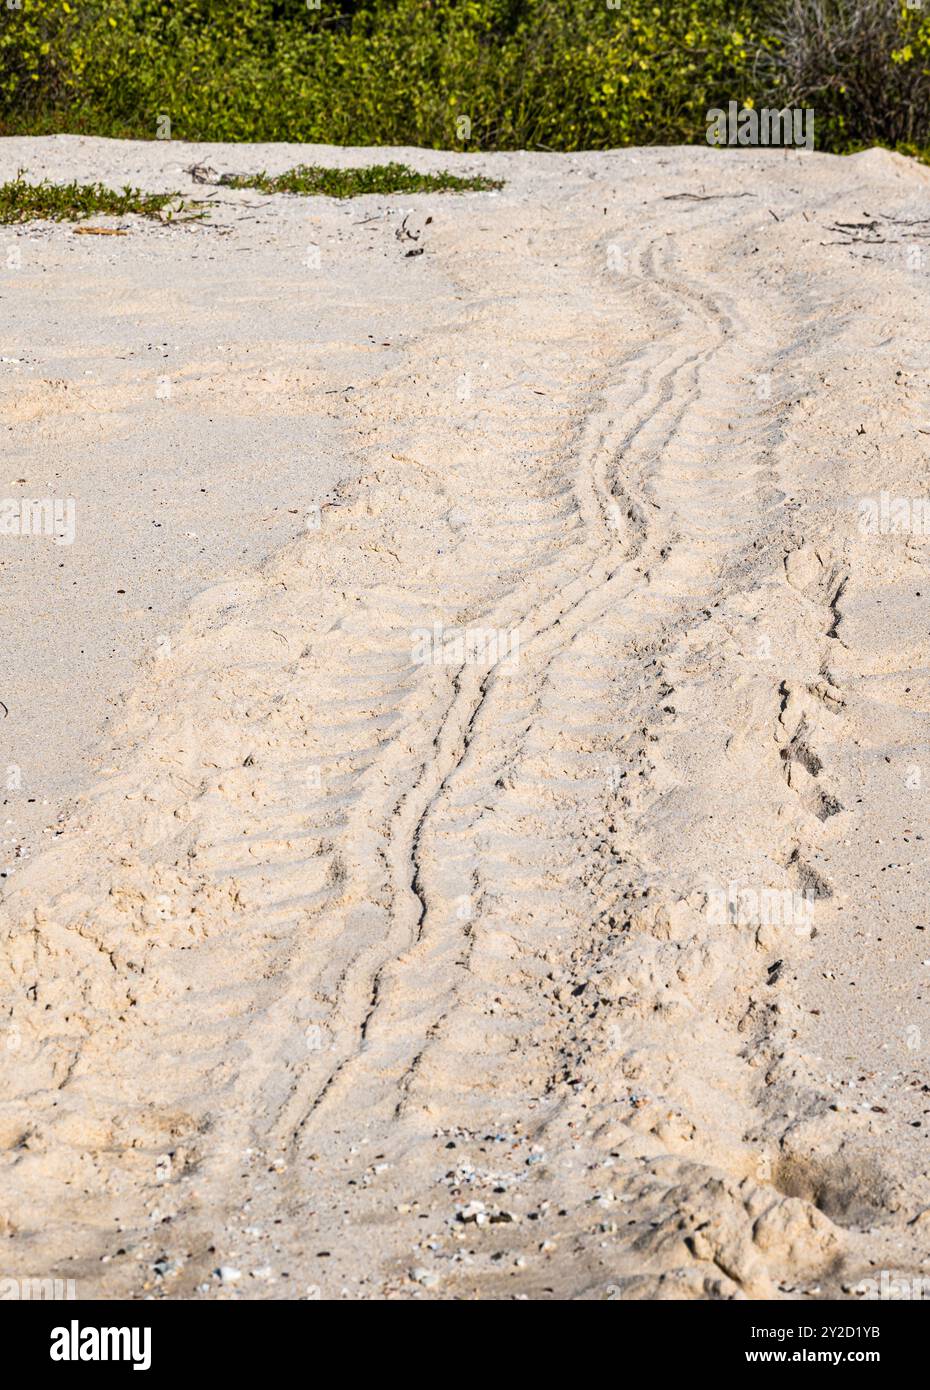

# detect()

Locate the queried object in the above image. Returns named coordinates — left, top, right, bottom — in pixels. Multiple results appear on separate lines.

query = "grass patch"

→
left=220, top=162, right=503, bottom=198
left=0, top=173, right=199, bottom=224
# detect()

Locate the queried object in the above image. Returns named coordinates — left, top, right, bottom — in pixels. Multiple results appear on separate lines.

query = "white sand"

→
left=1, top=136, right=930, bottom=1299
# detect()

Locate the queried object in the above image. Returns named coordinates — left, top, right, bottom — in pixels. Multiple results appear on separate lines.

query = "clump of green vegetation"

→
left=0, top=173, right=197, bottom=224
left=222, top=162, right=503, bottom=198
left=0, top=0, right=766, bottom=149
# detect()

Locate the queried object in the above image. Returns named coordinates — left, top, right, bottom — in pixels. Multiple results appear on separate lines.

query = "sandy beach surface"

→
left=2, top=135, right=930, bottom=1300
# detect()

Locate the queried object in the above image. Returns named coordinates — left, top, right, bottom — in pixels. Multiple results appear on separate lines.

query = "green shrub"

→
left=0, top=0, right=761, bottom=147
left=0, top=0, right=926, bottom=153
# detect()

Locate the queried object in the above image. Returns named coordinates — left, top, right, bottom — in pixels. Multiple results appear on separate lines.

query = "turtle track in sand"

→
left=2, top=142, right=930, bottom=1299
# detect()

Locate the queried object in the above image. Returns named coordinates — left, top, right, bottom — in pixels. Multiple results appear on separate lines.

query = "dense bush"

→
left=0, top=0, right=926, bottom=152
left=757, top=0, right=930, bottom=149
